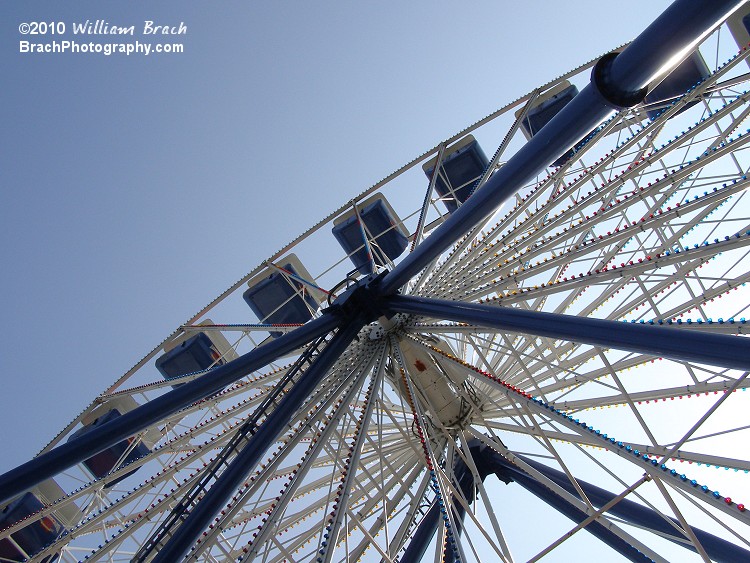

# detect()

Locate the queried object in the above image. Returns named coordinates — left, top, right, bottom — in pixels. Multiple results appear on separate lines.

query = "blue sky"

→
left=1, top=0, right=674, bottom=530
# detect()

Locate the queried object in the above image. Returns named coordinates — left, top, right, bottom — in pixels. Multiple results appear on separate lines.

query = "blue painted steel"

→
left=400, top=501, right=441, bottom=563
left=487, top=461, right=654, bottom=562
left=399, top=451, right=475, bottom=563
left=0, top=313, right=342, bottom=505
left=401, top=442, right=651, bottom=563
left=644, top=51, right=710, bottom=119
left=383, top=294, right=750, bottom=372
left=1, top=2, right=746, bottom=560
left=132, top=335, right=333, bottom=562
left=379, top=0, right=744, bottom=296
left=601, top=2, right=739, bottom=100
left=152, top=314, right=367, bottom=563
left=380, top=84, right=615, bottom=296
left=406, top=440, right=749, bottom=561
left=507, top=453, right=750, bottom=562
left=152, top=1, right=746, bottom=558
left=403, top=480, right=646, bottom=562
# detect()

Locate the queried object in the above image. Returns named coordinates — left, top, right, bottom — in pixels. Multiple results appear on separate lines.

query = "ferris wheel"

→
left=4, top=1, right=750, bottom=562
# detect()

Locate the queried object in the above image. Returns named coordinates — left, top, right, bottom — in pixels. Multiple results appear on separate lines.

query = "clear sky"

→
left=1, top=0, right=676, bottom=556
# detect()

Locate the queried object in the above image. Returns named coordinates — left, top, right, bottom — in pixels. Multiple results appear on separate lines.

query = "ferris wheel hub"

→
left=327, top=271, right=391, bottom=323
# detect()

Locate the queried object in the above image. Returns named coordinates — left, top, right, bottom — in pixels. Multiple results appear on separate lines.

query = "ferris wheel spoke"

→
left=453, top=430, right=516, bottom=562
left=317, top=364, right=387, bottom=563
left=448, top=173, right=750, bottom=308
left=551, top=374, right=748, bottom=411
left=468, top=238, right=750, bottom=324
left=192, top=347, right=384, bottom=561
left=430, top=37, right=750, bottom=304
left=71, top=425, right=280, bottom=561
left=152, top=336, right=383, bottom=562
left=437, top=112, right=750, bottom=303
left=0, top=315, right=343, bottom=507
left=142, top=318, right=365, bottom=563
left=458, top=183, right=750, bottom=303
left=260, top=352, right=394, bottom=560
left=511, top=332, right=738, bottom=399
left=411, top=108, right=566, bottom=294
left=400, top=344, right=564, bottom=560
left=479, top=419, right=750, bottom=474
left=428, top=107, right=654, bottom=289
left=465, top=368, right=750, bottom=529
left=61, top=346, right=356, bottom=536
left=388, top=336, right=474, bottom=562
left=414, top=92, right=556, bottom=292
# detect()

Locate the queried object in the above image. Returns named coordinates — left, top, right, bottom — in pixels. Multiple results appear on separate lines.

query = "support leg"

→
left=153, top=314, right=366, bottom=563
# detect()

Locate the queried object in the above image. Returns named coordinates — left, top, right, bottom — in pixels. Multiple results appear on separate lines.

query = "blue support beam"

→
left=398, top=501, right=469, bottom=563
left=411, top=483, right=647, bottom=563
left=404, top=441, right=749, bottom=562
left=383, top=295, right=750, bottom=372
left=153, top=313, right=367, bottom=563
left=599, top=1, right=741, bottom=95
left=378, top=0, right=744, bottom=296
left=488, top=461, right=657, bottom=562
left=401, top=443, right=651, bottom=563
left=508, top=453, right=750, bottom=562
left=0, top=312, right=342, bottom=506
left=399, top=502, right=441, bottom=563
left=399, top=449, right=475, bottom=563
